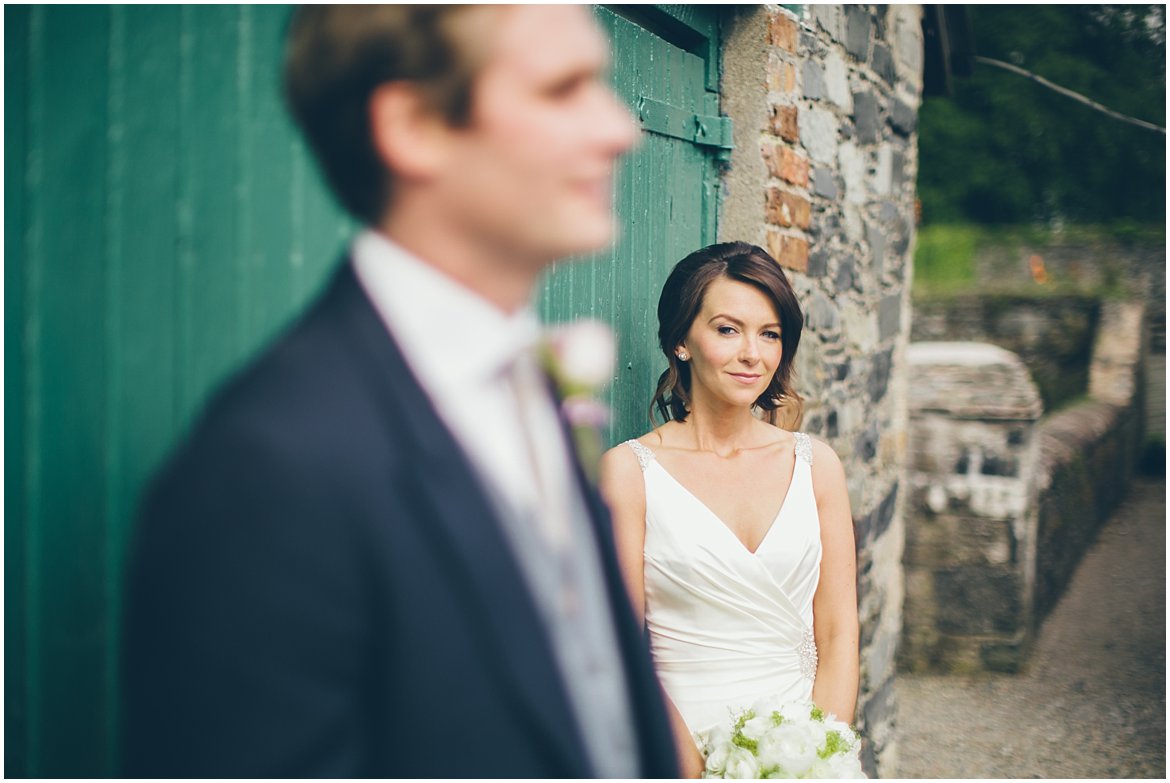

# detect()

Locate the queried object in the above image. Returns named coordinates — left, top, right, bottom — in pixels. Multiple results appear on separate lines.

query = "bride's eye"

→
left=717, top=325, right=737, bottom=335
left=762, top=330, right=781, bottom=340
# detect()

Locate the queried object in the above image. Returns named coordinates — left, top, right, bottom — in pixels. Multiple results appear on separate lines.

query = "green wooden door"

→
left=4, top=5, right=724, bottom=776
left=4, top=7, right=351, bottom=776
left=543, top=5, right=726, bottom=444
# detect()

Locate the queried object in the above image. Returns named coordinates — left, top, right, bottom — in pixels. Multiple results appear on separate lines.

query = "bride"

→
left=599, top=242, right=859, bottom=777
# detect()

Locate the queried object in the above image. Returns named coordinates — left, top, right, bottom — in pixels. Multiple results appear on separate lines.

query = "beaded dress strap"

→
left=793, top=432, right=813, bottom=465
left=624, top=439, right=656, bottom=472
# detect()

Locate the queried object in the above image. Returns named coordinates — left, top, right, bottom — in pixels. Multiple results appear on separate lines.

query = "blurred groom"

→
left=122, top=5, right=678, bottom=777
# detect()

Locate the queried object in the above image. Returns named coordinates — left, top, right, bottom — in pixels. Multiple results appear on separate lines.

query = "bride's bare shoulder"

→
left=750, top=418, right=795, bottom=451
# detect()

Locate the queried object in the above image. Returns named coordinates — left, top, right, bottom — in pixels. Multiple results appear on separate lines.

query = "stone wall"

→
left=901, top=301, right=1147, bottom=674
left=720, top=5, right=924, bottom=777
left=911, top=294, right=1100, bottom=411
left=902, top=344, right=1044, bottom=673
left=1034, top=301, right=1147, bottom=619
left=913, top=235, right=1165, bottom=437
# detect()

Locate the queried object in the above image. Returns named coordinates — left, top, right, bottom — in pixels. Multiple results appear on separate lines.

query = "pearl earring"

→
left=677, top=352, right=689, bottom=361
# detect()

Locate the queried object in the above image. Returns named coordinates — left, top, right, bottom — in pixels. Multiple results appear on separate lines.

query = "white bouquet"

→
left=694, top=697, right=866, bottom=779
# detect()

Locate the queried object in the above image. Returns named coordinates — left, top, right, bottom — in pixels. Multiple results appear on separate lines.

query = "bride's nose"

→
left=739, top=337, right=761, bottom=364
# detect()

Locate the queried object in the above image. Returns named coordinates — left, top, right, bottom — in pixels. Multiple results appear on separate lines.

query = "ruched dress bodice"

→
left=627, top=433, right=821, bottom=735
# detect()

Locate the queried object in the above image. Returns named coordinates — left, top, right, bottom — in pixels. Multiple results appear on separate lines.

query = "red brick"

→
left=771, top=105, right=799, bottom=143
left=764, top=145, right=809, bottom=188
left=765, top=189, right=811, bottom=229
left=767, top=231, right=809, bottom=274
left=769, top=13, right=797, bottom=51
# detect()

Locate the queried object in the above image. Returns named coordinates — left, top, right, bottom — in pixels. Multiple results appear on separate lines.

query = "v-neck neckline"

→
left=646, top=442, right=800, bottom=557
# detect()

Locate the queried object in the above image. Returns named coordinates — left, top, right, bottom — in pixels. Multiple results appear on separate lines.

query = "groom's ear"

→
left=369, top=82, right=453, bottom=181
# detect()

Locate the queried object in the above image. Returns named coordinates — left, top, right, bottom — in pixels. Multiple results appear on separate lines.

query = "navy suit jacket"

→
left=121, top=261, right=679, bottom=777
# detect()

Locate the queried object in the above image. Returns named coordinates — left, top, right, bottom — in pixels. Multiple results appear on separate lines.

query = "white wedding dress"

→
left=625, top=432, right=821, bottom=735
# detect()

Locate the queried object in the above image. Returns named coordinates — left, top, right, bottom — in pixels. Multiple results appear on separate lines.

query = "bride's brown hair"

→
left=651, top=241, right=804, bottom=428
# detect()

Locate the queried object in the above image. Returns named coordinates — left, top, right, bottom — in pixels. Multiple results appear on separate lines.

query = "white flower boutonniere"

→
left=540, top=319, right=615, bottom=483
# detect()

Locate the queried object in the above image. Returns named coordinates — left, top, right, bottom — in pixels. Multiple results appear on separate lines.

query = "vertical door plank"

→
left=33, top=6, right=111, bottom=776
left=242, top=6, right=295, bottom=344
left=5, top=6, right=31, bottom=777
left=180, top=4, right=243, bottom=415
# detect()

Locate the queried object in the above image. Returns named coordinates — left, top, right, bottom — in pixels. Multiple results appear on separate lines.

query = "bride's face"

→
left=678, top=276, right=784, bottom=410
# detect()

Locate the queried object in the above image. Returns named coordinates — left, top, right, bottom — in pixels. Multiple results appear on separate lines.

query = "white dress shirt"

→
left=350, top=229, right=573, bottom=542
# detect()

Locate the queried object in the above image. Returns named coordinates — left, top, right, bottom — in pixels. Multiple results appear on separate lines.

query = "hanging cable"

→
left=974, top=55, right=1166, bottom=135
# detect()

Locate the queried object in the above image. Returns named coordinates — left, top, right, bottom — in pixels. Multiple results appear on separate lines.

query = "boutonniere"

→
left=540, top=319, right=615, bottom=483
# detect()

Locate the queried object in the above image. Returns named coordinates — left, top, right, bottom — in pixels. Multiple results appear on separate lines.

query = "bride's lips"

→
left=729, top=372, right=762, bottom=384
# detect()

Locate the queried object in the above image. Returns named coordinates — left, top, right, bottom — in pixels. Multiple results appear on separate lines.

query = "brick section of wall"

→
left=766, top=231, right=810, bottom=274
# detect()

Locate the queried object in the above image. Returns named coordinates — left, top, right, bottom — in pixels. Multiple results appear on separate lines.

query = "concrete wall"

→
left=720, top=5, right=924, bottom=777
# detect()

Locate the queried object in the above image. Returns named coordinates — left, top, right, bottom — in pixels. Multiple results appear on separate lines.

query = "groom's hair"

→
left=652, top=242, right=805, bottom=428
left=283, top=5, right=493, bottom=226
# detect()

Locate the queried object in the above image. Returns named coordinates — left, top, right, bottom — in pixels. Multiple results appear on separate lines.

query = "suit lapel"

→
left=551, top=384, right=679, bottom=777
left=324, top=262, right=594, bottom=774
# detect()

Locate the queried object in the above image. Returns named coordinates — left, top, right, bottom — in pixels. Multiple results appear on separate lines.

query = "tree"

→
left=918, top=5, right=1165, bottom=225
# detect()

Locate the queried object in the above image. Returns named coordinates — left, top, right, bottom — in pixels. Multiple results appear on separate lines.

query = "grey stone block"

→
left=870, top=348, right=892, bottom=402
left=890, top=99, right=917, bottom=136
left=845, top=5, right=872, bottom=61
left=892, top=214, right=911, bottom=255
left=853, top=90, right=882, bottom=144
left=879, top=292, right=902, bottom=340
left=807, top=246, right=831, bottom=277
left=890, top=148, right=906, bottom=190
left=806, top=291, right=841, bottom=332
left=871, top=43, right=895, bottom=84
left=813, top=167, right=839, bottom=199
left=802, top=60, right=824, bottom=100
left=835, top=254, right=856, bottom=292
left=867, top=221, right=887, bottom=276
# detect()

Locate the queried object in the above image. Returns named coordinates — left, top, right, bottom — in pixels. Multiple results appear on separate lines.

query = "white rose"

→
left=826, top=750, right=867, bottom=778
left=724, top=746, right=760, bottom=779
left=766, top=720, right=820, bottom=775
left=778, top=699, right=813, bottom=723
left=755, top=731, right=789, bottom=774
left=703, top=740, right=732, bottom=777
left=748, top=695, right=783, bottom=720
left=549, top=319, right=615, bottom=389
left=740, top=715, right=773, bottom=742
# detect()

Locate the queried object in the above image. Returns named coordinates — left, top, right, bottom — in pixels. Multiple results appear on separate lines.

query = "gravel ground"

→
left=895, top=477, right=1166, bottom=779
